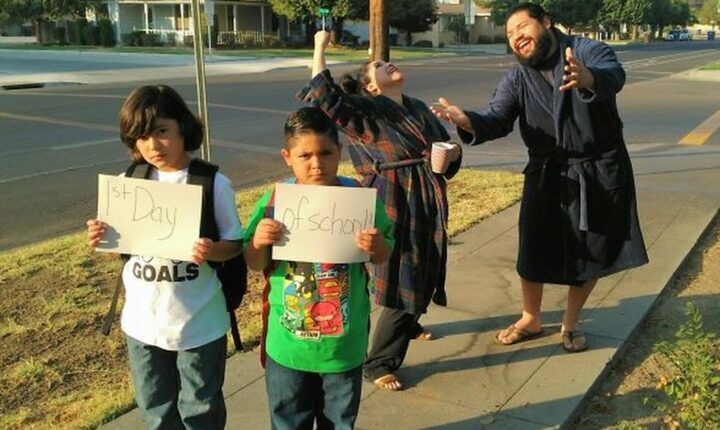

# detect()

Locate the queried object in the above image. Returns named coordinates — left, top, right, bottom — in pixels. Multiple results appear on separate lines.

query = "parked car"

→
left=666, top=29, right=693, bottom=41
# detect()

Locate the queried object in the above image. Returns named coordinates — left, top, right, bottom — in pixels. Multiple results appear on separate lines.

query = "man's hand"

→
left=560, top=47, right=595, bottom=93
left=314, top=30, right=331, bottom=52
left=430, top=98, right=473, bottom=132
left=355, top=228, right=390, bottom=264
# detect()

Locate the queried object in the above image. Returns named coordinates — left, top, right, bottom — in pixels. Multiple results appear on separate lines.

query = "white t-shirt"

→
left=120, top=167, right=243, bottom=350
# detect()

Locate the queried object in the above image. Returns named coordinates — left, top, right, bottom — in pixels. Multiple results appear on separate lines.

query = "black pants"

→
left=363, top=306, right=422, bottom=381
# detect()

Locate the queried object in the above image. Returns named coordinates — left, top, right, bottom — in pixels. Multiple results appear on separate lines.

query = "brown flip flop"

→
left=495, top=324, right=543, bottom=345
left=561, top=329, right=588, bottom=353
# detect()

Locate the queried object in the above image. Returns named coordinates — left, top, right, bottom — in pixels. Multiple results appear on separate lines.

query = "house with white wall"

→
left=102, top=0, right=287, bottom=45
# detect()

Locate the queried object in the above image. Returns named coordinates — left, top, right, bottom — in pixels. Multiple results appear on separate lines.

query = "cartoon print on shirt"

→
left=280, top=262, right=350, bottom=340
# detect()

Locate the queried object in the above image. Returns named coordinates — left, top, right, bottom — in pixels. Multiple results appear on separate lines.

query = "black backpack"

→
left=101, top=159, right=248, bottom=351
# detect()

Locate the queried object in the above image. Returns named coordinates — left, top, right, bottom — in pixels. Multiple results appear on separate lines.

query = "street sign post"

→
left=205, top=0, right=215, bottom=57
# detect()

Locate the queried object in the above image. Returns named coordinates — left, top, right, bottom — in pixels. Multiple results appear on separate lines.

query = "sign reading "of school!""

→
left=95, top=174, right=202, bottom=261
left=273, top=183, right=377, bottom=264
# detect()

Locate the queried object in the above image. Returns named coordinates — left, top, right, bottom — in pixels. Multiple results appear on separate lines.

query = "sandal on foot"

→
left=411, top=323, right=434, bottom=341
left=561, top=329, right=588, bottom=353
left=413, top=330, right=434, bottom=341
left=372, top=374, right=403, bottom=391
left=495, top=324, right=543, bottom=345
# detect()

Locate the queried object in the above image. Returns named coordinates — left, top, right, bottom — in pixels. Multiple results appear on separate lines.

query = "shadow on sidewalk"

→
left=397, top=293, right=664, bottom=389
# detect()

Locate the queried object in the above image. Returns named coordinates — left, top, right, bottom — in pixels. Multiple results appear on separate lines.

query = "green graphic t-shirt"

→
left=244, top=178, right=394, bottom=373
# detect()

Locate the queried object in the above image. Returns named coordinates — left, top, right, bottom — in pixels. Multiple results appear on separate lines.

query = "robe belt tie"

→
left=373, top=157, right=428, bottom=173
left=535, top=154, right=599, bottom=233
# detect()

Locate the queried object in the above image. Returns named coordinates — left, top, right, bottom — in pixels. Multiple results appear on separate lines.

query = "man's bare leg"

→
left=497, top=278, right=543, bottom=344
left=561, top=279, right=597, bottom=332
left=516, top=278, right=544, bottom=332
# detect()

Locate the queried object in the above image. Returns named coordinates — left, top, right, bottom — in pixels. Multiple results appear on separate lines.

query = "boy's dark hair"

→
left=119, top=85, right=204, bottom=163
left=284, top=107, right=340, bottom=148
left=506, top=2, right=551, bottom=24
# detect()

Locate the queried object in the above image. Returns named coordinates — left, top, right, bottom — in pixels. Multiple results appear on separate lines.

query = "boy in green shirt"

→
left=244, top=107, right=394, bottom=429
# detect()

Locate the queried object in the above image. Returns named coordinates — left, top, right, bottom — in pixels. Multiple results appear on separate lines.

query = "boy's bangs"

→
left=126, top=104, right=159, bottom=140
left=126, top=93, right=178, bottom=140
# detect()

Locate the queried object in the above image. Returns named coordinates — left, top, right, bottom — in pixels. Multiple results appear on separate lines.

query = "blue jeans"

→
left=265, top=356, right=363, bottom=430
left=126, top=335, right=227, bottom=430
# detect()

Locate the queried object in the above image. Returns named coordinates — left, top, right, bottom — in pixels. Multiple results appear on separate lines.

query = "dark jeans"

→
left=126, top=335, right=227, bottom=430
left=265, top=356, right=363, bottom=430
left=363, top=306, right=421, bottom=381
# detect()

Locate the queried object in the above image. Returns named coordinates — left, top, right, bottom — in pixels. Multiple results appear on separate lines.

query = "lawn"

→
left=699, top=61, right=720, bottom=71
left=0, top=165, right=523, bottom=430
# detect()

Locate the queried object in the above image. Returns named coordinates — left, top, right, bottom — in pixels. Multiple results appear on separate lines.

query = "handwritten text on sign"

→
left=95, top=174, right=202, bottom=261
left=273, top=183, right=377, bottom=263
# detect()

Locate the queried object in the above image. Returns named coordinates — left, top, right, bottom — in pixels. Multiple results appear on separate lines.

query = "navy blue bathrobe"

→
left=459, top=29, right=648, bottom=285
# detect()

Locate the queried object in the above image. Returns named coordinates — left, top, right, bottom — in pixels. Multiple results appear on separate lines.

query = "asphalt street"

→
left=0, top=40, right=718, bottom=251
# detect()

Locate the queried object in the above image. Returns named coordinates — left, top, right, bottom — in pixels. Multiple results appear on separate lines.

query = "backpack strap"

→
left=187, top=159, right=245, bottom=352
left=187, top=158, right=220, bottom=243
left=259, top=189, right=276, bottom=368
left=101, top=162, right=153, bottom=336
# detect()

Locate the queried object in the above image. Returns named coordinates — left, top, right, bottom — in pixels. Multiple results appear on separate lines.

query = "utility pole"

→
left=190, top=0, right=211, bottom=161
left=369, top=0, right=389, bottom=61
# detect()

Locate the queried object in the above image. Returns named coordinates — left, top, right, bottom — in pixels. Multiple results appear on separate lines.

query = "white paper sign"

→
left=273, top=183, right=377, bottom=264
left=95, top=174, right=202, bottom=261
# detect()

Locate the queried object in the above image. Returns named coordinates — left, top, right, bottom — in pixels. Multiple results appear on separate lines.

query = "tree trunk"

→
left=369, top=0, right=389, bottom=61
left=406, top=30, right=412, bottom=46
left=632, top=24, right=639, bottom=40
left=331, top=17, right=344, bottom=45
left=35, top=19, right=44, bottom=44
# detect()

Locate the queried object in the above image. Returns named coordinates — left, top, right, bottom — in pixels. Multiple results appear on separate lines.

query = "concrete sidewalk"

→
left=0, top=49, right=321, bottom=88
left=102, top=144, right=720, bottom=429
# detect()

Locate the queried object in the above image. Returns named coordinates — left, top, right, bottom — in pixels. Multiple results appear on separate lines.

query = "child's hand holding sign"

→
left=355, top=228, right=390, bottom=264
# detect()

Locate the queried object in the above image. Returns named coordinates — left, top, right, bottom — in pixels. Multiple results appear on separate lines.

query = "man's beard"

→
left=515, top=29, right=553, bottom=68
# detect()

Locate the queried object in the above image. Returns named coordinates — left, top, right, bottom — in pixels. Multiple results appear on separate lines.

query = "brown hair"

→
left=338, top=61, right=373, bottom=96
left=119, top=85, right=203, bottom=163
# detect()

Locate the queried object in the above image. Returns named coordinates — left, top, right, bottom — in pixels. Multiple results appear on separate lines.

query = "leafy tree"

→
left=670, top=0, right=694, bottom=26
left=647, top=0, right=694, bottom=38
left=597, top=0, right=626, bottom=39
left=446, top=15, right=470, bottom=44
left=623, top=0, right=652, bottom=39
left=647, top=0, right=674, bottom=38
left=542, top=0, right=602, bottom=34
left=481, top=0, right=600, bottom=32
left=388, top=0, right=438, bottom=46
left=698, top=0, right=719, bottom=26
left=481, top=0, right=522, bottom=26
left=0, top=0, right=102, bottom=43
left=268, top=0, right=367, bottom=45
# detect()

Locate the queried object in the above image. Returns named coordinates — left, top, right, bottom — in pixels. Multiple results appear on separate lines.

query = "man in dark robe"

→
left=432, top=3, right=648, bottom=352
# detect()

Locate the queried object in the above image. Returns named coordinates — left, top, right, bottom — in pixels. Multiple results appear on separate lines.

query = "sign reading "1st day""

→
left=95, top=174, right=202, bottom=261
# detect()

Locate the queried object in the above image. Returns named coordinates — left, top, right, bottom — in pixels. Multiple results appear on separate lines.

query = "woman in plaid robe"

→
left=297, top=31, right=462, bottom=391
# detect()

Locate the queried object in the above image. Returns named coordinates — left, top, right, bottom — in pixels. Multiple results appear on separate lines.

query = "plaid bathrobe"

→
left=298, top=69, right=461, bottom=315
